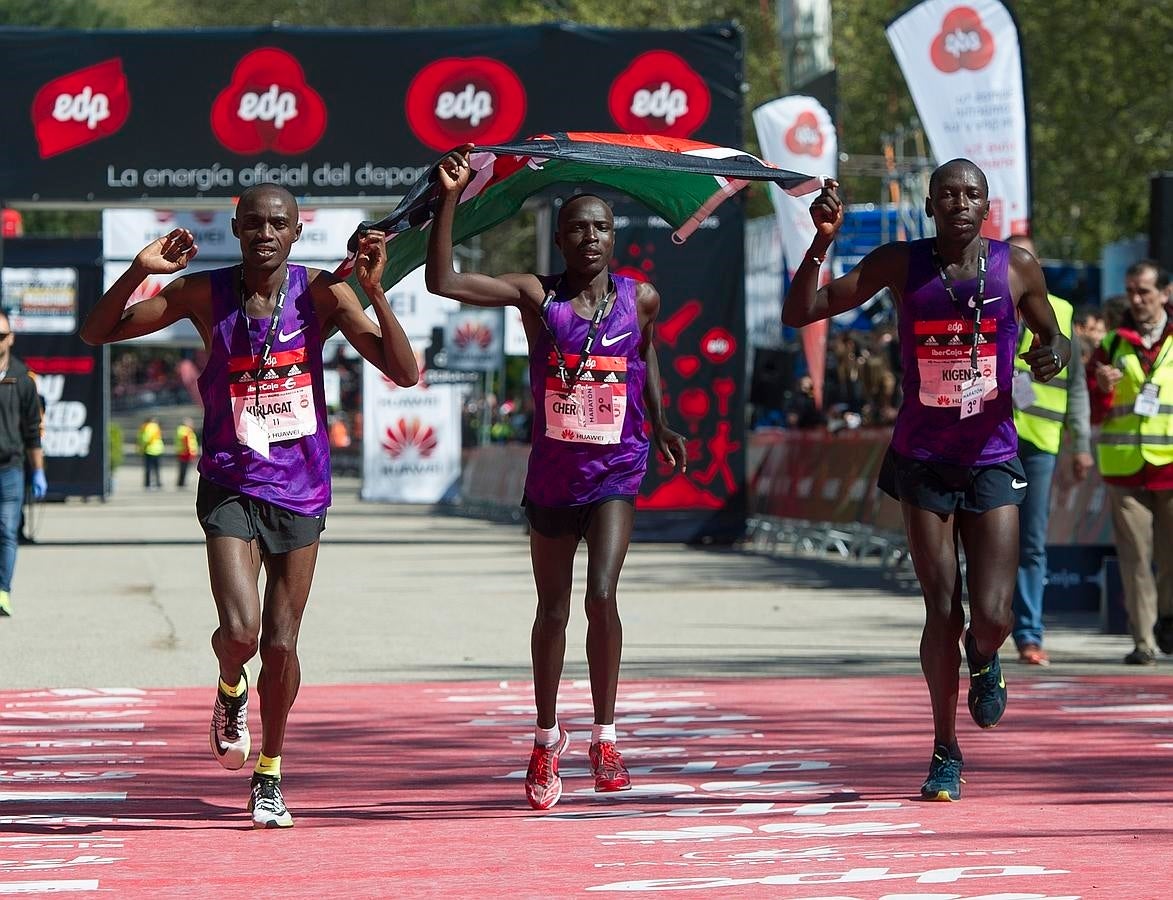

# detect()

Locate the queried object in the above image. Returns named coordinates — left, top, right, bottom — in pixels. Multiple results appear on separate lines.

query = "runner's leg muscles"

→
left=530, top=530, right=578, bottom=729
left=959, top=505, right=1018, bottom=660
left=207, top=536, right=263, bottom=685
left=583, top=500, right=635, bottom=725
left=255, top=541, right=319, bottom=758
left=903, top=503, right=964, bottom=750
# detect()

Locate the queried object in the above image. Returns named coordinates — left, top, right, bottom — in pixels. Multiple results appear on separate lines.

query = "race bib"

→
left=544, top=352, right=628, bottom=444
left=1011, top=370, right=1037, bottom=410
left=1134, top=382, right=1161, bottom=418
left=229, top=347, right=318, bottom=448
left=914, top=318, right=998, bottom=412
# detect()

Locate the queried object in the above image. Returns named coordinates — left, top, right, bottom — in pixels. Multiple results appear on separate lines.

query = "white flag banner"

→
left=752, top=95, right=837, bottom=279
left=886, top=0, right=1030, bottom=237
left=360, top=368, right=461, bottom=503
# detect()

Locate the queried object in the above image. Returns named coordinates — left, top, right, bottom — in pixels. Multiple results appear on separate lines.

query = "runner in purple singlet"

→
left=783, top=160, right=1071, bottom=801
left=425, top=147, right=687, bottom=811
left=82, top=185, right=418, bottom=827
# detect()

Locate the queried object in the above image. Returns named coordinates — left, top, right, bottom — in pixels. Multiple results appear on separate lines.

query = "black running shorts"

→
left=196, top=477, right=326, bottom=554
left=522, top=494, right=635, bottom=540
left=877, top=446, right=1027, bottom=515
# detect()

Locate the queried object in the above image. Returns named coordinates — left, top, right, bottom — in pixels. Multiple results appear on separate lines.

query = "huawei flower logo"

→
left=382, top=418, right=438, bottom=459
left=562, top=429, right=577, bottom=440
left=454, top=321, right=493, bottom=349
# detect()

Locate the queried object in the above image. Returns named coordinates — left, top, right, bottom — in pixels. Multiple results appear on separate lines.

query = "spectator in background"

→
left=1073, top=304, right=1107, bottom=367
left=1088, top=260, right=1173, bottom=665
left=175, top=417, right=199, bottom=489
left=138, top=414, right=164, bottom=490
left=785, top=374, right=826, bottom=429
left=1007, top=235, right=1094, bottom=667
left=1102, top=294, right=1129, bottom=331
left=0, top=310, right=48, bottom=617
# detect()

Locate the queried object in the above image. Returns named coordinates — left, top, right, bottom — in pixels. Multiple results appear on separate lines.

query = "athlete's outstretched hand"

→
left=809, top=178, right=844, bottom=241
left=654, top=425, right=688, bottom=473
left=133, top=228, right=199, bottom=275
left=437, top=144, right=474, bottom=196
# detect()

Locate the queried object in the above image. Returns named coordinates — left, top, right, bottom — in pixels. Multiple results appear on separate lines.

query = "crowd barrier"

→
left=745, top=427, right=1127, bottom=632
left=453, top=429, right=1128, bottom=633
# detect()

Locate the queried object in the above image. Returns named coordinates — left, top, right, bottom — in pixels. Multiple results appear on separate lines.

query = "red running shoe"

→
left=525, top=730, right=570, bottom=810
left=589, top=741, right=632, bottom=792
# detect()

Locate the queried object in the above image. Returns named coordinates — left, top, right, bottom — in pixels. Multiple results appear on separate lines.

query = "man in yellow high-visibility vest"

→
left=1090, top=259, right=1173, bottom=665
left=1008, top=236, right=1093, bottom=667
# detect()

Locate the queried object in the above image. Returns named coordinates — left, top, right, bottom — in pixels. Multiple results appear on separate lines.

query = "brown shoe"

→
left=1018, top=644, right=1050, bottom=667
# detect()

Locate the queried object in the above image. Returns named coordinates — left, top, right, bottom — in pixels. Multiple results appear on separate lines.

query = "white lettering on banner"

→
left=237, top=84, right=298, bottom=129
left=944, top=28, right=984, bottom=58
left=434, top=85, right=494, bottom=127
left=52, top=87, right=109, bottom=130
left=631, top=83, right=689, bottom=126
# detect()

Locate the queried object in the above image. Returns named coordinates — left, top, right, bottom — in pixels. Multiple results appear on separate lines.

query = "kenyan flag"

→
left=337, top=132, right=819, bottom=293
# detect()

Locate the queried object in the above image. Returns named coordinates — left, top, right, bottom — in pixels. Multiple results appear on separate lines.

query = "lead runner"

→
left=784, top=159, right=1070, bottom=800
left=82, top=184, right=418, bottom=827
left=425, top=147, right=687, bottom=810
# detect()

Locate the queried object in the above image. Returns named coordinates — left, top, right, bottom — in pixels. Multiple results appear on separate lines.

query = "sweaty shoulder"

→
left=1007, top=243, right=1044, bottom=301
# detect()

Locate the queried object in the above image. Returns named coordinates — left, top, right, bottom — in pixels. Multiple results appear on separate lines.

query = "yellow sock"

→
left=254, top=753, right=281, bottom=778
left=218, top=673, right=246, bottom=698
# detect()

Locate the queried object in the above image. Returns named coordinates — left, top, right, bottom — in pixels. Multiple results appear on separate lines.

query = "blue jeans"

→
left=0, top=464, right=24, bottom=592
left=1012, top=442, right=1058, bottom=648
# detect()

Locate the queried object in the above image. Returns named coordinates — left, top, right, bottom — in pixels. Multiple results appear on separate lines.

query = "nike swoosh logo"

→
left=1012, top=479, right=1029, bottom=489
left=599, top=331, right=632, bottom=348
left=278, top=326, right=307, bottom=343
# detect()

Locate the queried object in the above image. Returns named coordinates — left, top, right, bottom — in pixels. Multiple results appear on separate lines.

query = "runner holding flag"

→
left=426, top=147, right=687, bottom=811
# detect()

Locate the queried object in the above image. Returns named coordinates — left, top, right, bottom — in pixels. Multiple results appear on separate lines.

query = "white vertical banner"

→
left=752, top=95, right=837, bottom=279
left=886, top=0, right=1030, bottom=237
left=360, top=369, right=462, bottom=503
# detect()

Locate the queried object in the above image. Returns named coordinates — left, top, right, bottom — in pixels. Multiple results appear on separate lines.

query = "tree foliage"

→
left=833, top=0, right=1173, bottom=262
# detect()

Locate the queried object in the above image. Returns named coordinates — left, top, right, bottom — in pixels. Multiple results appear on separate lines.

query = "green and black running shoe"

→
left=921, top=745, right=964, bottom=802
left=965, top=631, right=1007, bottom=729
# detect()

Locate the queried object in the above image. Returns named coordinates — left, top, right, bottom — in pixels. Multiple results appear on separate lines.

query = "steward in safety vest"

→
left=1090, top=299, right=1173, bottom=482
left=1014, top=294, right=1091, bottom=458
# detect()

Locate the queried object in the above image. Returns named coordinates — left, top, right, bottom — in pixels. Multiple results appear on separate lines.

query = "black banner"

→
left=549, top=195, right=747, bottom=542
left=0, top=24, right=741, bottom=201
left=2, top=239, right=107, bottom=499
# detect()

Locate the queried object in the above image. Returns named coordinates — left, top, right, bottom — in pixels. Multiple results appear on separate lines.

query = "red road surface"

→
left=1, top=675, right=1170, bottom=897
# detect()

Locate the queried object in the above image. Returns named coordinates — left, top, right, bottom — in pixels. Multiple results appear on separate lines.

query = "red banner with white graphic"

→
left=0, top=25, right=740, bottom=201
left=886, top=0, right=1031, bottom=237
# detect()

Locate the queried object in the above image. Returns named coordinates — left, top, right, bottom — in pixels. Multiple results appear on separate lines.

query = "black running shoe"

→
left=921, top=745, right=964, bottom=801
left=249, top=773, right=293, bottom=828
left=965, top=632, right=1007, bottom=729
left=1154, top=617, right=1173, bottom=655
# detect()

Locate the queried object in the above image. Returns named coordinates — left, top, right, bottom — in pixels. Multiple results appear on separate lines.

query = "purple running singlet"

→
left=197, top=264, right=331, bottom=516
left=891, top=238, right=1019, bottom=466
left=525, top=274, right=649, bottom=506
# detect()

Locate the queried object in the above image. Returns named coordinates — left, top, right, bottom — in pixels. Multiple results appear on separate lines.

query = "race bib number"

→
left=544, top=352, right=628, bottom=444
left=914, top=318, right=998, bottom=412
left=1012, top=370, right=1037, bottom=410
left=1134, top=382, right=1161, bottom=417
left=229, top=347, right=318, bottom=448
left=960, top=377, right=984, bottom=419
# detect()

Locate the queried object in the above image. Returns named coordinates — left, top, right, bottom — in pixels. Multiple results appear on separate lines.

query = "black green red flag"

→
left=337, top=132, right=819, bottom=290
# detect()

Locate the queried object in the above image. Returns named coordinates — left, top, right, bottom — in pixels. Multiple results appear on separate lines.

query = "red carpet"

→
left=2, top=675, right=1170, bottom=897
